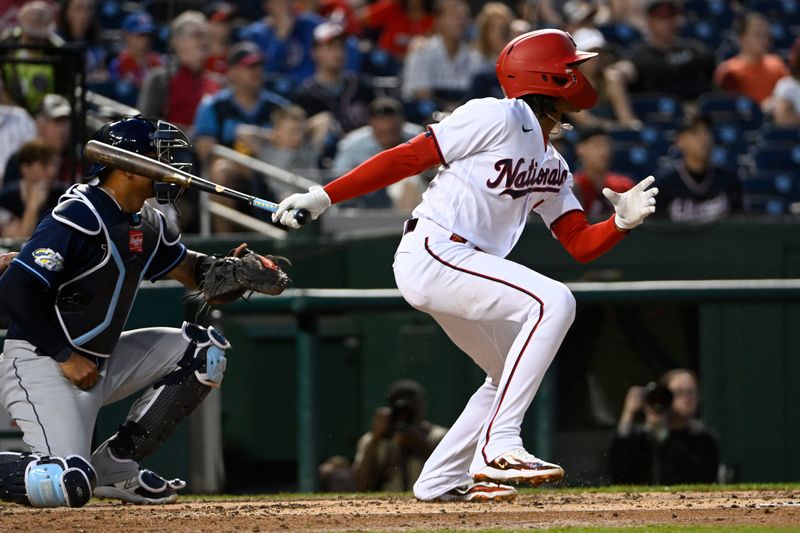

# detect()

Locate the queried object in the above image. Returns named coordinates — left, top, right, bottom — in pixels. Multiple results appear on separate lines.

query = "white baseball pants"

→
left=393, top=217, right=575, bottom=500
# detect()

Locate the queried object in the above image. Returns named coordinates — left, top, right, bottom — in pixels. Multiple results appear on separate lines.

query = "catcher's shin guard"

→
left=105, top=322, right=230, bottom=463
left=0, top=452, right=96, bottom=507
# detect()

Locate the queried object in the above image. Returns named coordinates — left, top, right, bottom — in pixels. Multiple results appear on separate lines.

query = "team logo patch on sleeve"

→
left=32, top=248, right=64, bottom=271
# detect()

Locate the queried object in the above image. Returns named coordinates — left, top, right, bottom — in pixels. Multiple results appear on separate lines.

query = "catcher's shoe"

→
left=473, top=448, right=564, bottom=486
left=93, top=469, right=186, bottom=504
left=430, top=481, right=517, bottom=502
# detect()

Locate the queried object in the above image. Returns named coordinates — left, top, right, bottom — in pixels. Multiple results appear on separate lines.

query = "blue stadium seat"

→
left=679, top=20, right=723, bottom=50
left=759, top=125, right=800, bottom=145
left=683, top=0, right=735, bottom=27
left=741, top=169, right=800, bottom=214
left=750, top=0, right=800, bottom=23
left=597, top=23, right=642, bottom=47
left=770, top=20, right=797, bottom=52
left=611, top=145, right=657, bottom=176
left=630, top=94, right=684, bottom=128
left=697, top=92, right=764, bottom=132
left=753, top=143, right=800, bottom=170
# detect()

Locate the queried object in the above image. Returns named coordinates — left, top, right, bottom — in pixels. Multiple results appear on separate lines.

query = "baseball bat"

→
left=83, top=140, right=310, bottom=226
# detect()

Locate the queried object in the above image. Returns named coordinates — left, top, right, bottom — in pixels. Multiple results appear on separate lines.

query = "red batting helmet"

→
left=496, top=29, right=598, bottom=109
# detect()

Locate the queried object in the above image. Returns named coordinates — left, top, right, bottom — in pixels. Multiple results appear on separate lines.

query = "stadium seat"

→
left=741, top=169, right=800, bottom=214
left=597, top=23, right=642, bottom=47
left=679, top=20, right=723, bottom=50
left=610, top=145, right=657, bottom=176
left=750, top=0, right=800, bottom=23
left=683, top=0, right=735, bottom=27
left=630, top=94, right=684, bottom=128
left=752, top=143, right=800, bottom=171
left=697, top=92, right=763, bottom=132
left=759, top=125, right=800, bottom=145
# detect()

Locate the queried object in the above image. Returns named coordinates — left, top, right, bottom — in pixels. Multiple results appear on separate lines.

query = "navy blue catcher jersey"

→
left=4, top=184, right=186, bottom=358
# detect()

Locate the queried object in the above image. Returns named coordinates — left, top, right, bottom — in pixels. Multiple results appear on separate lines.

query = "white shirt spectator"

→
left=772, top=76, right=800, bottom=114
left=401, top=35, right=484, bottom=101
left=333, top=122, right=424, bottom=206
left=0, top=105, right=37, bottom=184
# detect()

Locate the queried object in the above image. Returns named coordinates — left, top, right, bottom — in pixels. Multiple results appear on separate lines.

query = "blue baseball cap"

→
left=122, top=11, right=157, bottom=34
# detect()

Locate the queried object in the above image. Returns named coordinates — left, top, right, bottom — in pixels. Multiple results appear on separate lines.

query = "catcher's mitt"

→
left=196, top=249, right=291, bottom=305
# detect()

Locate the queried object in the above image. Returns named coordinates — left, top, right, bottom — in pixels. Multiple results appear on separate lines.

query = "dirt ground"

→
left=1, top=489, right=799, bottom=532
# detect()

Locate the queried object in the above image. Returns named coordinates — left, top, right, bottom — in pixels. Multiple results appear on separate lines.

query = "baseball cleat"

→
left=93, top=469, right=186, bottom=504
left=430, top=481, right=518, bottom=502
left=473, top=448, right=564, bottom=486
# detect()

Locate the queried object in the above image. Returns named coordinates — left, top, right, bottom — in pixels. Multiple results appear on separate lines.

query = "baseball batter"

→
left=0, top=117, right=289, bottom=508
left=275, top=29, right=658, bottom=502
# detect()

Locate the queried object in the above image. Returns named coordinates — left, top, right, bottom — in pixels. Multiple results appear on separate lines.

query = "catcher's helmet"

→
left=87, top=116, right=193, bottom=204
left=495, top=29, right=598, bottom=109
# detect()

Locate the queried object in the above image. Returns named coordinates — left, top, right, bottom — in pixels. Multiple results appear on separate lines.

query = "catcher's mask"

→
left=495, top=29, right=598, bottom=109
left=86, top=116, right=193, bottom=206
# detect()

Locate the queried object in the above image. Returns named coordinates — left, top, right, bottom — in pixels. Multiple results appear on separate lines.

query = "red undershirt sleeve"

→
left=323, top=132, right=443, bottom=205
left=551, top=210, right=627, bottom=263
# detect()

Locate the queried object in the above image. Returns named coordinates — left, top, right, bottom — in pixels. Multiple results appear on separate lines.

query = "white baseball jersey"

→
left=413, top=97, right=582, bottom=257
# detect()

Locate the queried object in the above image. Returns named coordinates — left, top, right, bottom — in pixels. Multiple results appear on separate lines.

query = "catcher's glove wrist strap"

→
left=193, top=254, right=216, bottom=288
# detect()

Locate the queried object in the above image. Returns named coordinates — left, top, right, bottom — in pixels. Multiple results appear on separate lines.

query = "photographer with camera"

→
left=352, top=380, right=447, bottom=492
left=609, top=369, right=720, bottom=485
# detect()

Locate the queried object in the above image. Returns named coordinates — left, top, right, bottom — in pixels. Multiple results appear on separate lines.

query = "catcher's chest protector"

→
left=52, top=186, right=165, bottom=357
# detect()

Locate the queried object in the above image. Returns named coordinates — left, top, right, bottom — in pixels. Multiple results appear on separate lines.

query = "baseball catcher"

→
left=0, top=117, right=290, bottom=508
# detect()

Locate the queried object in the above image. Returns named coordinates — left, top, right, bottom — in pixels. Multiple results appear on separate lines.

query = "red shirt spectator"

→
left=713, top=12, right=789, bottom=104
left=572, top=127, right=635, bottom=218
left=574, top=171, right=635, bottom=218
left=362, top=0, right=434, bottom=58
left=111, top=12, right=163, bottom=89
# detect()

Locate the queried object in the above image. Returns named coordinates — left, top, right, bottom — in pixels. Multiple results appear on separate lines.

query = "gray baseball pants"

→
left=0, top=327, right=189, bottom=485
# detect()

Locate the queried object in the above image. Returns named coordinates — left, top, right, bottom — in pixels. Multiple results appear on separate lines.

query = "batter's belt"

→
left=403, top=218, right=484, bottom=252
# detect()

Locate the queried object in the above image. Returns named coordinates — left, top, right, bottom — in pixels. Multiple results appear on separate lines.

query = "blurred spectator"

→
left=572, top=127, right=635, bottom=218
left=294, top=22, right=374, bottom=137
left=138, top=11, right=221, bottom=133
left=514, top=0, right=562, bottom=29
left=239, top=0, right=323, bottom=85
left=472, top=2, right=513, bottom=68
left=255, top=105, right=321, bottom=199
left=401, top=0, right=483, bottom=113
left=769, top=37, right=800, bottom=126
left=562, top=0, right=599, bottom=33
left=604, top=0, right=716, bottom=127
left=3, top=94, right=74, bottom=186
left=193, top=41, right=289, bottom=162
left=318, top=455, right=357, bottom=492
left=109, top=12, right=163, bottom=102
left=654, top=114, right=741, bottom=223
left=565, top=27, right=623, bottom=130
left=205, top=2, right=237, bottom=75
left=0, top=101, right=37, bottom=183
left=360, top=0, right=435, bottom=59
left=57, top=0, right=108, bottom=83
left=332, top=97, right=424, bottom=209
left=0, top=139, right=65, bottom=239
left=352, top=380, right=447, bottom=492
left=609, top=369, right=720, bottom=485
left=0, top=1, right=65, bottom=114
left=193, top=41, right=288, bottom=233
left=713, top=13, right=789, bottom=106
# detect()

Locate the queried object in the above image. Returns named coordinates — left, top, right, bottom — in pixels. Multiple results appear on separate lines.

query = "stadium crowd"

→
left=0, top=0, right=799, bottom=235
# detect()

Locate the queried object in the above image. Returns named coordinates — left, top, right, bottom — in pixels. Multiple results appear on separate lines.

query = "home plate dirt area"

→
left=1, top=489, right=799, bottom=532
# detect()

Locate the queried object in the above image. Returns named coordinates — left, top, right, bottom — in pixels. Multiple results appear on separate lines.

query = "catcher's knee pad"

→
left=0, top=452, right=96, bottom=508
left=108, top=322, right=230, bottom=462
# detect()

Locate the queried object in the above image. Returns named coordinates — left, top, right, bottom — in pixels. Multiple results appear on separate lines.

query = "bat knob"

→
left=294, top=209, right=311, bottom=226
